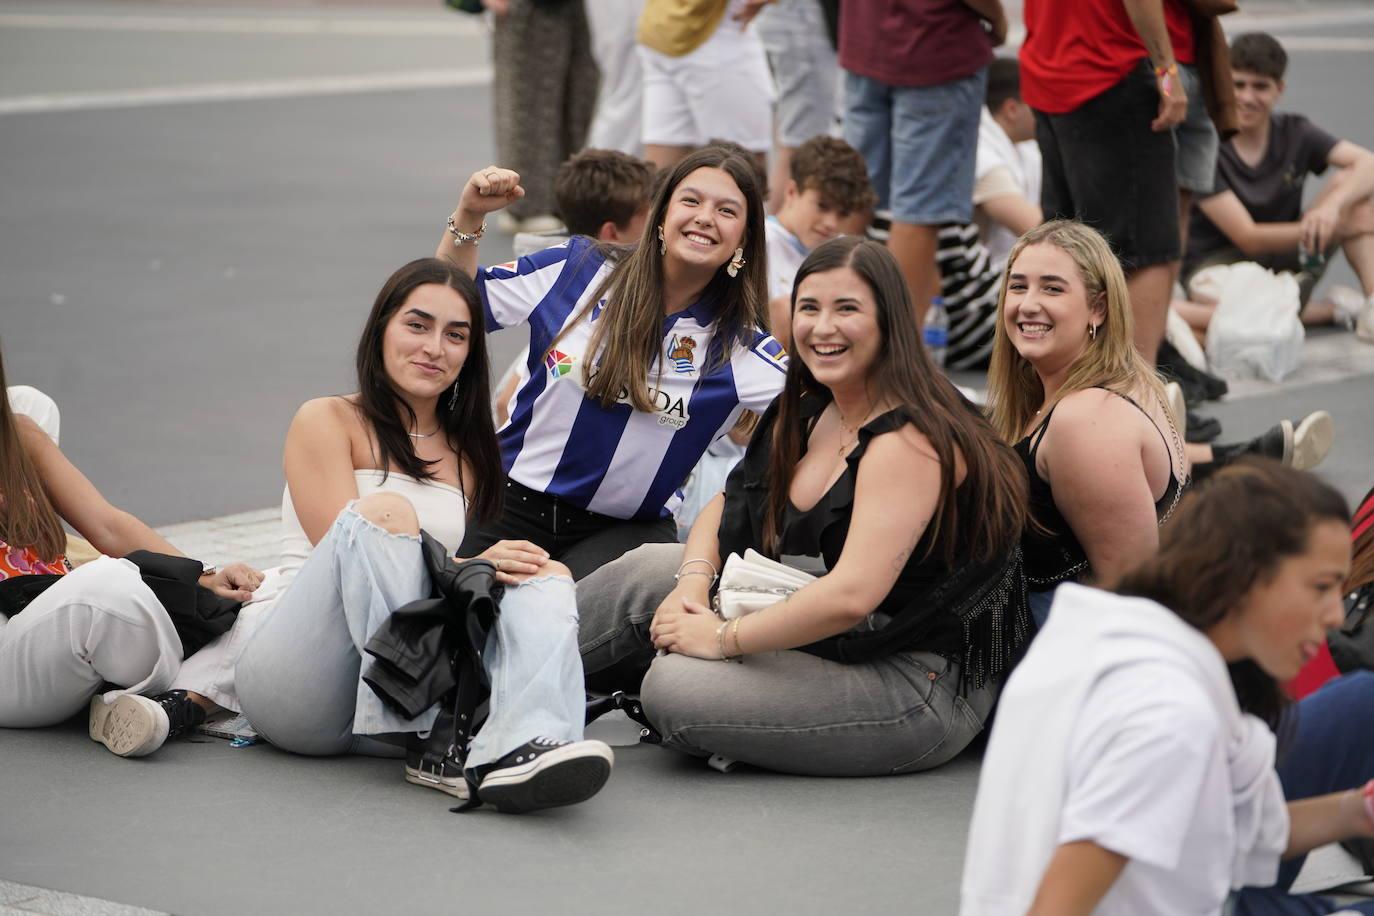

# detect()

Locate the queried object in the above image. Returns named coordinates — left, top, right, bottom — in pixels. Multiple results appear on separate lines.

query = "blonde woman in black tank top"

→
left=986, top=221, right=1189, bottom=625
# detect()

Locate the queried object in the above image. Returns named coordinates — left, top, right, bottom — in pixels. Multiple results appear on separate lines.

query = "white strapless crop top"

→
left=277, top=469, right=468, bottom=588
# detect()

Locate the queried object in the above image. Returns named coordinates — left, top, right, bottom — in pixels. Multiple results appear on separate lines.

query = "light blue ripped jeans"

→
left=235, top=504, right=585, bottom=769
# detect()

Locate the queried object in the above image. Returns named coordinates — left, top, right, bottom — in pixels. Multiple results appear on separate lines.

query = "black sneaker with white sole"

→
left=468, top=737, right=614, bottom=814
left=89, top=689, right=206, bottom=758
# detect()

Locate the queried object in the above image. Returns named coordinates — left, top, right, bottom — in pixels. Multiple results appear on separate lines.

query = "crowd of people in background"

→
left=5, top=0, right=1374, bottom=912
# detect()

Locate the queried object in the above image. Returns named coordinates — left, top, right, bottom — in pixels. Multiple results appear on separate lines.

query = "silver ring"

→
left=495, top=558, right=504, bottom=571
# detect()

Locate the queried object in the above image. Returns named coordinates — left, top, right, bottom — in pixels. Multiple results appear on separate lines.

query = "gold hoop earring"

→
left=726, top=247, right=746, bottom=278
left=657, top=225, right=666, bottom=256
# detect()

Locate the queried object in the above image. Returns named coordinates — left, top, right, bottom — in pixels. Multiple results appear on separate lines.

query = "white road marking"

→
left=1223, top=8, right=1374, bottom=32
left=0, top=68, right=493, bottom=116
left=0, top=11, right=483, bottom=37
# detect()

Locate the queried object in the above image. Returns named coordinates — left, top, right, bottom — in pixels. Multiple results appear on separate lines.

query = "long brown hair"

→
left=0, top=341, right=67, bottom=561
left=762, top=237, right=1027, bottom=564
left=354, top=259, right=502, bottom=523
left=987, top=220, right=1169, bottom=443
left=551, top=146, right=770, bottom=412
left=1117, top=460, right=1351, bottom=726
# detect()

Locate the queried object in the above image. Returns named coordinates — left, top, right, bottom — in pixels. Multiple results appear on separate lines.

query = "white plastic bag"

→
left=1199, top=262, right=1304, bottom=383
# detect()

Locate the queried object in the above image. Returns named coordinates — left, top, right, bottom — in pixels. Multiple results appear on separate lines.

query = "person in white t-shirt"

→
left=962, top=461, right=1374, bottom=916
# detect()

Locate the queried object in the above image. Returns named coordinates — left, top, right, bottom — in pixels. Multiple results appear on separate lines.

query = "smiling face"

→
left=1233, top=68, right=1283, bottom=134
left=1002, top=242, right=1104, bottom=377
left=779, top=183, right=849, bottom=252
left=380, top=282, right=473, bottom=406
left=1229, top=520, right=1351, bottom=680
left=661, top=166, right=748, bottom=273
left=792, top=266, right=883, bottom=393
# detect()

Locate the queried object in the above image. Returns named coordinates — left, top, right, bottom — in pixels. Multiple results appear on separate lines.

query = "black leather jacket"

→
left=362, top=532, right=502, bottom=724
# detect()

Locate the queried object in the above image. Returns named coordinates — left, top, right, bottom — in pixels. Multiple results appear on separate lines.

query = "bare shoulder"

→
left=861, top=418, right=966, bottom=483
left=1051, top=388, right=1140, bottom=435
left=289, top=396, right=361, bottom=443
left=13, top=413, right=54, bottom=453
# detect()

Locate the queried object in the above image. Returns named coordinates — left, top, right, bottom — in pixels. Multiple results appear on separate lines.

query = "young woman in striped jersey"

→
left=435, top=146, right=787, bottom=581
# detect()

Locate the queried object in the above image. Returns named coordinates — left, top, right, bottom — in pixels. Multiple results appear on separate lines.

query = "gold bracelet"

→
left=729, top=616, right=743, bottom=658
left=716, top=620, right=731, bottom=661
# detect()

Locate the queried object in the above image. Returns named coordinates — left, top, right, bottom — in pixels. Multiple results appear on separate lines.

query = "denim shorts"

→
left=1175, top=63, right=1219, bottom=195
left=1036, top=59, right=1181, bottom=269
left=843, top=66, right=988, bottom=225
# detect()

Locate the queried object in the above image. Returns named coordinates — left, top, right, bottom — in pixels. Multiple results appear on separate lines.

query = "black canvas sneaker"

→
left=469, top=737, right=614, bottom=814
left=89, top=689, right=206, bottom=757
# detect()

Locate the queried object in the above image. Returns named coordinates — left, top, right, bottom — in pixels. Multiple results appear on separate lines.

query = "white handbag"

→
left=714, top=549, right=817, bottom=619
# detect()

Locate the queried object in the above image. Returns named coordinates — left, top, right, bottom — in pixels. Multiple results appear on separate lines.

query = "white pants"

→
left=0, top=557, right=183, bottom=727
left=7, top=385, right=60, bottom=444
left=639, top=14, right=775, bottom=151
left=586, top=0, right=645, bottom=155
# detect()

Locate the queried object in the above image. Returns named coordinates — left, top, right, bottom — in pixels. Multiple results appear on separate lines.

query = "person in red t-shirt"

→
left=840, top=0, right=1008, bottom=325
left=1019, top=0, right=1191, bottom=367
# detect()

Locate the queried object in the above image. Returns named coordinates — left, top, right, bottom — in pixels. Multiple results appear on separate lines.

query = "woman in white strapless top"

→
left=189, top=258, right=611, bottom=814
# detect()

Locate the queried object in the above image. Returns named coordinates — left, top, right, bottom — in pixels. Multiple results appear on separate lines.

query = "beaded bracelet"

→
left=446, top=215, right=486, bottom=246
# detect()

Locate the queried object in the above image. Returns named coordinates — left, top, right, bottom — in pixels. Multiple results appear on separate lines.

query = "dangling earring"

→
left=658, top=225, right=667, bottom=256
left=726, top=247, right=746, bottom=278
left=1089, top=323, right=1098, bottom=341
left=447, top=378, right=460, bottom=411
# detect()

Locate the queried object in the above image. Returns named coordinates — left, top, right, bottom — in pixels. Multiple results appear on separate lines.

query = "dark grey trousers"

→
left=577, top=543, right=996, bottom=776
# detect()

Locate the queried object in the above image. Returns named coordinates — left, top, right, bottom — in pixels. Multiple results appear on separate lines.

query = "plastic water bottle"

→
left=923, top=295, right=949, bottom=368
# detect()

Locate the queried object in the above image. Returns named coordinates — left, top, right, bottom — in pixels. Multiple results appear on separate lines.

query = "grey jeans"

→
left=577, top=543, right=995, bottom=776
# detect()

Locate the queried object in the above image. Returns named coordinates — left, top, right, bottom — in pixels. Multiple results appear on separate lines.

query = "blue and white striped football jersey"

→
left=477, top=236, right=787, bottom=521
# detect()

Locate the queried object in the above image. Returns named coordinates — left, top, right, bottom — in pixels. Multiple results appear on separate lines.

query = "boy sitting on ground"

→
left=1183, top=32, right=1374, bottom=339
left=765, top=136, right=876, bottom=349
left=496, top=149, right=656, bottom=425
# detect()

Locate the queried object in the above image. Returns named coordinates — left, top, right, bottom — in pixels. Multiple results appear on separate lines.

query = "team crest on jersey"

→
left=545, top=349, right=574, bottom=379
left=667, top=334, right=697, bottom=374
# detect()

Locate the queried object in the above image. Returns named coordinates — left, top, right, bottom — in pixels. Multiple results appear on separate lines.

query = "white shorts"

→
left=638, top=18, right=775, bottom=152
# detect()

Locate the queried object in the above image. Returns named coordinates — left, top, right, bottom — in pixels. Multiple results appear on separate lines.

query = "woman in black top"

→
left=577, top=237, right=1029, bottom=776
left=986, top=220, right=1189, bottom=626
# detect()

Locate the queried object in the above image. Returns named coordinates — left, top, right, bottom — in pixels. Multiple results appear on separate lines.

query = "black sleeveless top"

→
left=717, top=396, right=1030, bottom=689
left=777, top=410, right=965, bottom=630
left=1014, top=389, right=1185, bottom=589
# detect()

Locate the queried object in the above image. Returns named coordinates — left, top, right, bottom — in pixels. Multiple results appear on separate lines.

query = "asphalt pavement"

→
left=1, top=4, right=1374, bottom=914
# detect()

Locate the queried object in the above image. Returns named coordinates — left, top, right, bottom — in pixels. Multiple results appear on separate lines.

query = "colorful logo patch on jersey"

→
left=545, top=349, right=574, bottom=379
left=667, top=334, right=697, bottom=374
left=754, top=335, right=788, bottom=368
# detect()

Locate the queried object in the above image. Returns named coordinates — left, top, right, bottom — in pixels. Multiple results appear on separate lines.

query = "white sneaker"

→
left=1291, top=410, right=1336, bottom=471
left=89, top=695, right=170, bottom=758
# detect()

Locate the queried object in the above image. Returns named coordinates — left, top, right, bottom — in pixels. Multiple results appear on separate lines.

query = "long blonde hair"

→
left=986, top=220, right=1168, bottom=443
